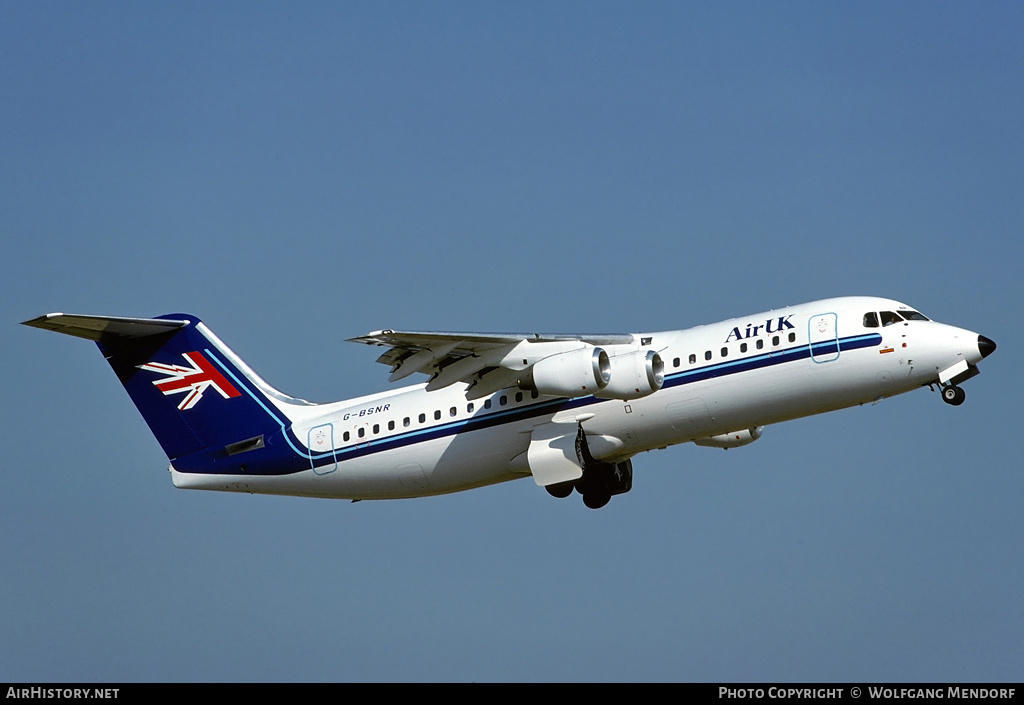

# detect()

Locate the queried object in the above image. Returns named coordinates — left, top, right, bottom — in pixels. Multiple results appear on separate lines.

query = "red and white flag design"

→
left=139, top=351, right=241, bottom=410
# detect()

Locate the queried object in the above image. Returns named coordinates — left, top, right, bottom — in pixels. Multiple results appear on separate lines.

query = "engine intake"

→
left=519, top=347, right=611, bottom=397
left=595, top=350, right=665, bottom=400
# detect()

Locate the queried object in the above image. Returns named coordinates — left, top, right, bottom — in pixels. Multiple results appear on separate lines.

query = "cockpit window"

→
left=880, top=311, right=904, bottom=326
left=863, top=312, right=879, bottom=328
left=900, top=310, right=929, bottom=321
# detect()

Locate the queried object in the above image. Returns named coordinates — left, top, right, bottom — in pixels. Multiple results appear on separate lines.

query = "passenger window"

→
left=358, top=427, right=365, bottom=438
left=343, top=431, right=350, bottom=442
left=500, top=395, right=508, bottom=406
left=388, top=420, right=395, bottom=431
left=673, top=357, right=680, bottom=368
left=449, top=406, right=457, bottom=417
left=484, top=399, right=492, bottom=409
left=418, top=413, right=425, bottom=424
left=863, top=312, right=879, bottom=328
left=515, top=391, right=523, bottom=402
left=756, top=339, right=764, bottom=350
left=788, top=332, right=796, bottom=343
left=705, top=350, right=712, bottom=361
left=689, top=354, right=696, bottom=364
left=467, top=403, right=474, bottom=413
left=772, top=335, right=779, bottom=346
left=434, top=410, right=441, bottom=420
left=740, top=343, right=747, bottom=353
left=372, top=424, right=379, bottom=434
left=403, top=417, right=410, bottom=427
left=720, top=347, right=728, bottom=358
left=880, top=311, right=904, bottom=326
left=531, top=391, right=539, bottom=399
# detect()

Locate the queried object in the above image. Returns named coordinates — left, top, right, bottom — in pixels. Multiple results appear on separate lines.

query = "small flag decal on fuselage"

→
left=139, top=351, right=241, bottom=410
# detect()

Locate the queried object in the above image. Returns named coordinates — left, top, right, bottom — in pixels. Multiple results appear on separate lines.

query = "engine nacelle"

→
left=693, top=426, right=764, bottom=449
left=594, top=350, right=665, bottom=400
left=519, top=346, right=611, bottom=397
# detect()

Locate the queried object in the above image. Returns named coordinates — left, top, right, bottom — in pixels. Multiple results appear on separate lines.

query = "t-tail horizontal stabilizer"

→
left=21, top=313, right=188, bottom=341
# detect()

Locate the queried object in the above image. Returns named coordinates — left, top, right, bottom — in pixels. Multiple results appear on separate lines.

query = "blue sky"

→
left=2, top=2, right=1021, bottom=682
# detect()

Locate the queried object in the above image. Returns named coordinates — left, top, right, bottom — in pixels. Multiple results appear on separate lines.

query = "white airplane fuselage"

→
left=162, top=296, right=993, bottom=502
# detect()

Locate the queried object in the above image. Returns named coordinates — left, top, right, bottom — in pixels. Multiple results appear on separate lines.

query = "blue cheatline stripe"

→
left=190, top=332, right=883, bottom=476
left=662, top=332, right=881, bottom=389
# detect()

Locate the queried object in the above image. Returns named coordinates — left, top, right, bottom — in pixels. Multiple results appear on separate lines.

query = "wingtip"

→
left=347, top=330, right=392, bottom=345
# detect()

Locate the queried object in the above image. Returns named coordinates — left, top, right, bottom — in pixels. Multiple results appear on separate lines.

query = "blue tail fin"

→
left=23, top=313, right=307, bottom=467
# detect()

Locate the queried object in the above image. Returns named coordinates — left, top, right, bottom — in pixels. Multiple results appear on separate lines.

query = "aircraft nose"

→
left=978, top=335, right=997, bottom=359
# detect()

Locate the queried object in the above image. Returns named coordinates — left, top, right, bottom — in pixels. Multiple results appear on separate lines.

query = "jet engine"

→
left=594, top=349, right=665, bottom=400
left=693, top=426, right=763, bottom=449
left=518, top=346, right=611, bottom=397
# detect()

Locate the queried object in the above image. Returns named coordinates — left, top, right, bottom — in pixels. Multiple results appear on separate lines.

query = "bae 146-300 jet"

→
left=23, top=296, right=995, bottom=509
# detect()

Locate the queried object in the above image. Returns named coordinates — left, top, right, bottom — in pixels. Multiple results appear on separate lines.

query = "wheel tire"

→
left=582, top=489, right=611, bottom=510
left=942, top=386, right=966, bottom=406
left=545, top=481, right=575, bottom=499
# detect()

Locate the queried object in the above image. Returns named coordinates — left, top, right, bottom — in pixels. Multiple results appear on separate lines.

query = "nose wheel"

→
left=941, top=385, right=966, bottom=406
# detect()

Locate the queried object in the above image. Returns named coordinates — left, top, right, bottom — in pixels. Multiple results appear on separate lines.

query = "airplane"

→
left=22, top=296, right=996, bottom=509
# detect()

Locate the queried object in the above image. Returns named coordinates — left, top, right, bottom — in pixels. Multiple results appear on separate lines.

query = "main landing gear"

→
left=545, top=459, right=633, bottom=509
left=941, top=384, right=966, bottom=406
left=544, top=425, right=634, bottom=509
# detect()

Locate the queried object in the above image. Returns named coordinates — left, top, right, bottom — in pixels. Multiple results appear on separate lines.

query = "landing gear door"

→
left=809, top=312, right=840, bottom=363
left=528, top=422, right=584, bottom=487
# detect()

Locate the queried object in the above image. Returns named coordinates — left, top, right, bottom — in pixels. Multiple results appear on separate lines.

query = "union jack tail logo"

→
left=139, top=351, right=241, bottom=410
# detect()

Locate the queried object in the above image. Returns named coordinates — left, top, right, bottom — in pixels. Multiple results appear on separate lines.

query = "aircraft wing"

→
left=347, top=329, right=635, bottom=398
